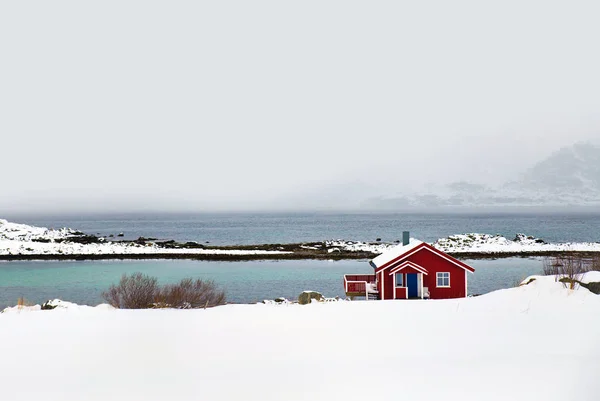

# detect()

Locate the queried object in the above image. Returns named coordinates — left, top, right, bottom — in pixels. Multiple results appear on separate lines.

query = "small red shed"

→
left=343, top=233, right=475, bottom=300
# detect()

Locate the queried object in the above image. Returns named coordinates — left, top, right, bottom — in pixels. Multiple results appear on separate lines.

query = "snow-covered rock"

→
left=2, top=300, right=116, bottom=313
left=325, top=239, right=395, bottom=254
left=433, top=233, right=600, bottom=253
left=298, top=291, right=324, bottom=304
left=0, top=219, right=79, bottom=241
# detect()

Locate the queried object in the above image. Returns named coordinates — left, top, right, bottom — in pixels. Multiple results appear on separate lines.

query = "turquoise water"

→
left=0, top=258, right=543, bottom=308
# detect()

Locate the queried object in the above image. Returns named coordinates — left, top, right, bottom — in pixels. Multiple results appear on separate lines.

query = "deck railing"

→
left=343, top=274, right=377, bottom=296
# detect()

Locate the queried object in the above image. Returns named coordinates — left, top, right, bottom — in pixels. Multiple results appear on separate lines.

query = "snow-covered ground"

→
left=0, top=238, right=292, bottom=256
left=0, top=274, right=598, bottom=401
left=433, top=232, right=600, bottom=253
left=0, top=218, right=79, bottom=241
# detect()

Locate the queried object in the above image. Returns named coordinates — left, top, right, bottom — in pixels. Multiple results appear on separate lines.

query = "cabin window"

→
left=395, top=273, right=404, bottom=287
left=437, top=272, right=450, bottom=287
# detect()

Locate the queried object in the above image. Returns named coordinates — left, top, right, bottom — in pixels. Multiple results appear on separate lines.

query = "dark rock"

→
left=56, top=235, right=103, bottom=245
left=584, top=282, right=600, bottom=294
left=41, top=300, right=57, bottom=310
left=376, top=238, right=381, bottom=242
left=117, top=233, right=124, bottom=237
left=183, top=242, right=205, bottom=249
left=298, top=291, right=324, bottom=305
left=560, top=277, right=600, bottom=294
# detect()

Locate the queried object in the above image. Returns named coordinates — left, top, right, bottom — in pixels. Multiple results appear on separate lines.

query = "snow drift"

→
left=0, top=274, right=598, bottom=401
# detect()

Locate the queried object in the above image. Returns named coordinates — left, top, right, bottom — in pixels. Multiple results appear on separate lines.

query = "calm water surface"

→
left=6, top=212, right=600, bottom=245
left=0, top=257, right=543, bottom=308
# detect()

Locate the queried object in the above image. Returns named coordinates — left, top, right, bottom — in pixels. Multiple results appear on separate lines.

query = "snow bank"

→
left=2, top=299, right=115, bottom=313
left=580, top=270, right=600, bottom=284
left=433, top=232, right=600, bottom=253
left=0, top=238, right=292, bottom=256
left=325, top=239, right=395, bottom=254
left=0, top=280, right=598, bottom=401
left=0, top=218, right=78, bottom=241
left=328, top=234, right=600, bottom=255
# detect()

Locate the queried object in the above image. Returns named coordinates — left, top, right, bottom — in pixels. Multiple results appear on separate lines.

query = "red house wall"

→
left=380, top=270, right=394, bottom=300
left=395, top=287, right=407, bottom=299
left=379, top=248, right=468, bottom=300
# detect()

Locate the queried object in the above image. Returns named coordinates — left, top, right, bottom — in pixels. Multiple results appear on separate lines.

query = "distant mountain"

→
left=362, top=142, right=600, bottom=210
left=504, top=142, right=600, bottom=197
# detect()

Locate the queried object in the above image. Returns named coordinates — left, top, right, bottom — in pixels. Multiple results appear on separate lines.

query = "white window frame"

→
left=395, top=273, right=404, bottom=287
left=436, top=272, right=450, bottom=288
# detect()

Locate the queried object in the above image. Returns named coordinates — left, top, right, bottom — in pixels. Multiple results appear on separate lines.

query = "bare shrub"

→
left=543, top=254, right=590, bottom=289
left=156, top=278, right=226, bottom=309
left=17, top=297, right=33, bottom=308
left=102, top=273, right=226, bottom=309
left=102, top=272, right=159, bottom=309
left=591, top=254, right=600, bottom=272
left=542, top=257, right=560, bottom=276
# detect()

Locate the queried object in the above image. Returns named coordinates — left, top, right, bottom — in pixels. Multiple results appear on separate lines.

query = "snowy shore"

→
left=0, top=219, right=291, bottom=257
left=1, top=218, right=600, bottom=258
left=324, top=232, right=600, bottom=255
left=1, top=273, right=598, bottom=401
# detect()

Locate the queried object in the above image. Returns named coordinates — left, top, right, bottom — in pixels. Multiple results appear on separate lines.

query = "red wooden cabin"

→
left=343, top=232, right=475, bottom=300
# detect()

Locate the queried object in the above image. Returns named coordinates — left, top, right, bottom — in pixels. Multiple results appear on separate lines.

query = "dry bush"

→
left=543, top=254, right=590, bottom=289
left=102, top=273, right=226, bottom=309
left=17, top=297, right=33, bottom=308
left=591, top=254, right=600, bottom=272
left=156, top=278, right=226, bottom=309
left=102, top=272, right=159, bottom=309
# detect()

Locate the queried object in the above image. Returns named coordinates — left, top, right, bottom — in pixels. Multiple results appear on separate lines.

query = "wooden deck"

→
left=343, top=274, right=378, bottom=299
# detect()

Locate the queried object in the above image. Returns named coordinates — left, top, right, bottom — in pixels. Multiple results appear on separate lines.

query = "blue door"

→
left=407, top=274, right=418, bottom=298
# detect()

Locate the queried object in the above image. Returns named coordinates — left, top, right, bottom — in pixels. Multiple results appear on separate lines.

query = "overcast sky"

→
left=1, top=1, right=599, bottom=213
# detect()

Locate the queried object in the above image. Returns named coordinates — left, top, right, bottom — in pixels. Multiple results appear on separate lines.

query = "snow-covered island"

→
left=0, top=219, right=291, bottom=257
left=1, top=273, right=599, bottom=400
left=2, top=218, right=600, bottom=259
left=326, top=233, right=600, bottom=255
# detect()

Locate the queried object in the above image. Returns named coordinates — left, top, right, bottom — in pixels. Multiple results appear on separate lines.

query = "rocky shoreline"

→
left=2, top=240, right=600, bottom=262
left=2, top=218, right=600, bottom=261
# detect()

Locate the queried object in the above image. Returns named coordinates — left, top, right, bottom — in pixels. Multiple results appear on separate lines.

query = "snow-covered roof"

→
left=371, top=238, right=475, bottom=273
left=370, top=239, right=424, bottom=269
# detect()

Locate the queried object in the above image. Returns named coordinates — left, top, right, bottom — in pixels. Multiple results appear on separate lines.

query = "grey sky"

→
left=2, top=1, right=599, bottom=212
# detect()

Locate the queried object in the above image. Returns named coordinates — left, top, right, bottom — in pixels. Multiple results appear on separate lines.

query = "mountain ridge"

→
left=362, top=142, right=600, bottom=210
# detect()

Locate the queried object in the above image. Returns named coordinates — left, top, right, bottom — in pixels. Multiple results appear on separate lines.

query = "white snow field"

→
left=1, top=275, right=599, bottom=401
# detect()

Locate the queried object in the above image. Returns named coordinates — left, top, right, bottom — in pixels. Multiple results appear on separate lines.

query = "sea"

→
left=1, top=212, right=599, bottom=308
